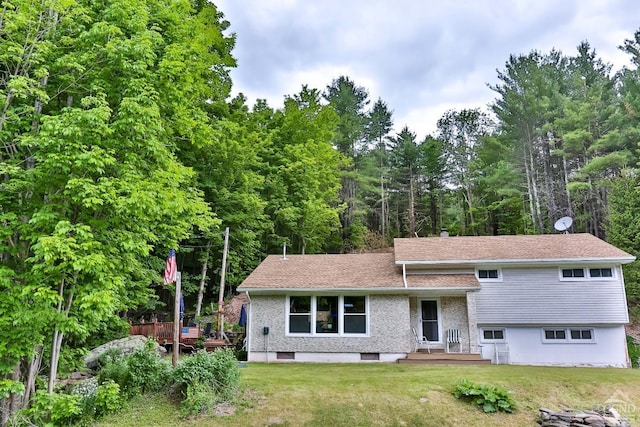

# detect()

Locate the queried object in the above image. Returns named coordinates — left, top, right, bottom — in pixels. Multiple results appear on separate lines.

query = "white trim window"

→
left=588, top=268, right=613, bottom=278
left=559, top=267, right=615, bottom=281
left=542, top=327, right=595, bottom=343
left=480, top=328, right=506, bottom=342
left=476, top=268, right=502, bottom=282
left=286, top=295, right=368, bottom=336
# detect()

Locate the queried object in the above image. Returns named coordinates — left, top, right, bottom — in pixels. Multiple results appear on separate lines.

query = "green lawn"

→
left=97, top=363, right=640, bottom=427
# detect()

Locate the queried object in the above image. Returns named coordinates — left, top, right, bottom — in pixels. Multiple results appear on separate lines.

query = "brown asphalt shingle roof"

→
left=394, top=233, right=635, bottom=263
left=238, top=234, right=634, bottom=291
left=239, top=253, right=400, bottom=290
left=237, top=253, right=479, bottom=290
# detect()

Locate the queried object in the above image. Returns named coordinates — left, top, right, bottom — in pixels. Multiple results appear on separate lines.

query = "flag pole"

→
left=172, top=271, right=181, bottom=367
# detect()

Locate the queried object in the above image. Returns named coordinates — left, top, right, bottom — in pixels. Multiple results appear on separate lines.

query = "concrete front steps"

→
left=398, top=349, right=492, bottom=365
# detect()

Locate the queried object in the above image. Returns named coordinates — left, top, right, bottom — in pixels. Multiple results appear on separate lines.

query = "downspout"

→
left=402, top=263, right=408, bottom=288
left=245, top=291, right=251, bottom=361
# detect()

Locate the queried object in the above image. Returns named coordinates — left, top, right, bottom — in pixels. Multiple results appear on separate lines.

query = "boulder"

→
left=84, top=335, right=166, bottom=369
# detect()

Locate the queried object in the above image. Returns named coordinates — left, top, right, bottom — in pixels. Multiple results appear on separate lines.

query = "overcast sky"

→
left=215, top=0, right=640, bottom=139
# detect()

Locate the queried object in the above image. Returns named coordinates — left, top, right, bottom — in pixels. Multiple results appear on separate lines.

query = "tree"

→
left=387, top=127, right=423, bottom=237
left=324, top=76, right=369, bottom=247
left=364, top=98, right=394, bottom=241
left=438, top=109, right=494, bottom=235
left=606, top=172, right=640, bottom=317
left=0, top=0, right=229, bottom=420
left=263, top=86, right=345, bottom=254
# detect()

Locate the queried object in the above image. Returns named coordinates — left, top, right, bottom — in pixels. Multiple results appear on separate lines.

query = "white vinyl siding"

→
left=476, top=267, right=628, bottom=324
left=478, top=325, right=627, bottom=367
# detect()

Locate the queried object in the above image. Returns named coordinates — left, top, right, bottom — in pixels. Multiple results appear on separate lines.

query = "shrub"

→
left=453, top=379, right=517, bottom=413
left=126, top=339, right=171, bottom=395
left=71, top=377, right=99, bottom=421
left=95, top=380, right=122, bottom=418
left=26, top=389, right=82, bottom=426
left=98, top=338, right=170, bottom=397
left=627, top=335, right=640, bottom=368
left=180, top=382, right=217, bottom=417
left=172, top=348, right=240, bottom=415
left=97, top=349, right=130, bottom=395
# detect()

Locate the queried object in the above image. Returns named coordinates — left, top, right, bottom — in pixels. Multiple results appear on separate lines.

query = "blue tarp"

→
left=239, top=304, right=247, bottom=327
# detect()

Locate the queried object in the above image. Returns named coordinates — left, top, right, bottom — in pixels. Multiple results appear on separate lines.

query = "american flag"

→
left=163, top=249, right=177, bottom=285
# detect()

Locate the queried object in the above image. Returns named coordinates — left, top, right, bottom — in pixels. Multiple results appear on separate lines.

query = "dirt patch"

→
left=212, top=401, right=236, bottom=417
left=625, top=322, right=640, bottom=342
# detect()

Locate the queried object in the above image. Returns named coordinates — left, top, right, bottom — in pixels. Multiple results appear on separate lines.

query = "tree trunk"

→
left=465, top=182, right=477, bottom=236
left=48, top=277, right=74, bottom=394
left=562, top=156, right=574, bottom=217
left=22, top=345, right=43, bottom=408
left=408, top=171, right=416, bottom=237
left=195, top=240, right=211, bottom=318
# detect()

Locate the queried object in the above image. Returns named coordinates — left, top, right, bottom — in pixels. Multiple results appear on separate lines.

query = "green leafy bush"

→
left=98, top=339, right=170, bottom=397
left=71, top=377, right=99, bottom=421
left=453, top=379, right=516, bottom=413
left=95, top=380, right=122, bottom=417
left=126, top=340, right=172, bottom=395
left=97, top=349, right=130, bottom=395
left=627, top=335, right=640, bottom=368
left=172, top=348, right=240, bottom=415
left=180, top=382, right=217, bottom=417
left=25, top=389, right=82, bottom=426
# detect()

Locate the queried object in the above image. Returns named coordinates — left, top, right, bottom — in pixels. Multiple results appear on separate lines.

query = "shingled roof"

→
left=237, top=253, right=479, bottom=291
left=394, top=233, right=635, bottom=264
left=238, top=234, right=635, bottom=291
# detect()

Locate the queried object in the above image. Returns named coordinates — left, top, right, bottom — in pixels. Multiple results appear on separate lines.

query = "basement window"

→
left=542, top=328, right=595, bottom=343
left=276, top=352, right=295, bottom=360
left=481, top=329, right=505, bottom=342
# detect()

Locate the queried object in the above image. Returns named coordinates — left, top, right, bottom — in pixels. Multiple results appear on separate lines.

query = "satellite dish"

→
left=554, top=216, right=573, bottom=233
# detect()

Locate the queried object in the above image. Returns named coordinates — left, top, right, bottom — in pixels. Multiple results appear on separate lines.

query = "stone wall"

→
left=538, top=407, right=629, bottom=427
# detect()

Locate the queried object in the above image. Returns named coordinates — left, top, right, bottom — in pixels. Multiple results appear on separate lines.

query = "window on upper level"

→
left=561, top=268, right=585, bottom=278
left=559, top=267, right=615, bottom=281
left=589, top=268, right=613, bottom=278
left=476, top=268, right=502, bottom=281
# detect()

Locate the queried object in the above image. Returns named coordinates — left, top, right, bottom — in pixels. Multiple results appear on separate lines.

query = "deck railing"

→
left=129, top=321, right=198, bottom=345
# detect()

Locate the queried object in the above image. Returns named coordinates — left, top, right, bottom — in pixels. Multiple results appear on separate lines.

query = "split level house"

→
left=237, top=233, right=636, bottom=367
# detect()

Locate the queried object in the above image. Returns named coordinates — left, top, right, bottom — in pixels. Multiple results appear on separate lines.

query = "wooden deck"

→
left=399, top=349, right=492, bottom=365
left=129, top=321, right=238, bottom=353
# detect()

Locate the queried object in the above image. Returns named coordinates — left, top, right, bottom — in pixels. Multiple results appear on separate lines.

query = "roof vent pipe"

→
left=282, top=242, right=287, bottom=260
left=440, top=228, right=449, bottom=237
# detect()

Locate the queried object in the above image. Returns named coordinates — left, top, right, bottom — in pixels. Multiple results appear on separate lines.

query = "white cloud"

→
left=216, top=0, right=640, bottom=141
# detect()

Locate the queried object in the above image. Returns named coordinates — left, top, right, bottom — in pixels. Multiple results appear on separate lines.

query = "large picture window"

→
left=286, top=295, right=368, bottom=336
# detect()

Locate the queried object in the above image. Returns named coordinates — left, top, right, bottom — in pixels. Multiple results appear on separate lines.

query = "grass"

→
left=96, top=363, right=640, bottom=427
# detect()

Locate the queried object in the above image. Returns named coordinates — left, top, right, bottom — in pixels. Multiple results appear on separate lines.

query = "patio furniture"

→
left=446, top=328, right=461, bottom=353
left=412, top=327, right=431, bottom=353
left=494, top=342, right=510, bottom=364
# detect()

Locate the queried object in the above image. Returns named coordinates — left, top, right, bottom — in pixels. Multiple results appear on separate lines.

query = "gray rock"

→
left=84, top=335, right=165, bottom=369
